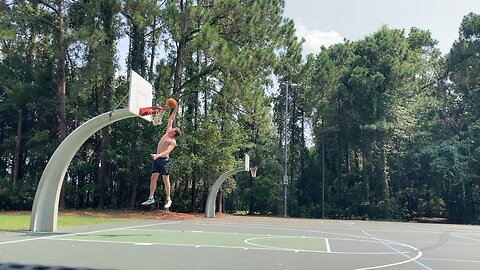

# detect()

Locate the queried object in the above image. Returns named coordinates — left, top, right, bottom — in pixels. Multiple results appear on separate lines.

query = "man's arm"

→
left=167, top=102, right=178, bottom=130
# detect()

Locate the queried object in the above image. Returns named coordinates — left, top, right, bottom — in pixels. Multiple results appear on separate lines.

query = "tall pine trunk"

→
left=172, top=0, right=188, bottom=98
left=148, top=18, right=159, bottom=82
left=380, top=144, right=390, bottom=217
left=53, top=0, right=67, bottom=209
left=12, top=109, right=22, bottom=185
left=98, top=1, right=116, bottom=208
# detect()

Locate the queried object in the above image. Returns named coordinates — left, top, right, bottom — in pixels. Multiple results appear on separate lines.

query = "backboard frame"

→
left=128, top=70, right=153, bottom=122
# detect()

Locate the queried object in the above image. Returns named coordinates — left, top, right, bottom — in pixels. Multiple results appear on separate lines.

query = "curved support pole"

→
left=30, top=109, right=136, bottom=232
left=205, top=167, right=246, bottom=218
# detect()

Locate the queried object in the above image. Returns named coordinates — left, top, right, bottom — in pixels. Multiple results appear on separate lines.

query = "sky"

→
left=118, top=1, right=480, bottom=73
left=284, top=0, right=480, bottom=55
left=117, top=1, right=480, bottom=146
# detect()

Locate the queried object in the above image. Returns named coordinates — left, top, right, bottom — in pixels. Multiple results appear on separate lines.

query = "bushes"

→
left=0, top=177, right=36, bottom=210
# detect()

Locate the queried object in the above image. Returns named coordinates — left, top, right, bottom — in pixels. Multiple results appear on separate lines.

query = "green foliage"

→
left=0, top=178, right=36, bottom=210
left=287, top=15, right=480, bottom=224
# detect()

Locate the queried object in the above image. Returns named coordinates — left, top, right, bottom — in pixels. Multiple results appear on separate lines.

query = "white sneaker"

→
left=164, top=199, right=172, bottom=208
left=141, top=198, right=155, bottom=205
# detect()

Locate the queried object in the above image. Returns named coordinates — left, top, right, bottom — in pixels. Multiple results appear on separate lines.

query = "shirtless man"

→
left=141, top=103, right=180, bottom=208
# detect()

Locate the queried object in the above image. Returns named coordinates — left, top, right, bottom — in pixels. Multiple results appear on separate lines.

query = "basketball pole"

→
left=205, top=154, right=252, bottom=218
left=283, top=82, right=289, bottom=218
left=30, top=70, right=154, bottom=232
left=205, top=168, right=246, bottom=218
left=30, top=109, right=136, bottom=232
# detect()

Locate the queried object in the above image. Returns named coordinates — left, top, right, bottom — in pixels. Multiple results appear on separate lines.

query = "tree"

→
left=160, top=0, right=292, bottom=211
left=442, top=12, right=480, bottom=223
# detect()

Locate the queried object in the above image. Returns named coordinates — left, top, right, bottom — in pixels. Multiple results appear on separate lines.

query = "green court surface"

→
left=1, top=216, right=480, bottom=270
left=60, top=229, right=329, bottom=252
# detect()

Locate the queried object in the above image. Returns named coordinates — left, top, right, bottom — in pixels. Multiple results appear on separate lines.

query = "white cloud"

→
left=294, top=19, right=344, bottom=55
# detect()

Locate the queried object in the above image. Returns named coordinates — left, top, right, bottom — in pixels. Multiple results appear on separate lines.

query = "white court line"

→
left=178, top=222, right=375, bottom=240
left=242, top=236, right=409, bottom=255
left=243, top=236, right=326, bottom=253
left=186, top=220, right=479, bottom=235
left=46, top=237, right=329, bottom=254
left=126, top=222, right=423, bottom=257
left=127, top=228, right=367, bottom=242
left=175, top=221, right=423, bottom=245
left=325, top=238, right=331, bottom=252
left=124, top=227, right=414, bottom=249
left=125, top=228, right=273, bottom=237
left=452, top=233, right=480, bottom=242
left=5, top=219, right=472, bottom=270
left=43, top=228, right=410, bottom=256
left=201, top=223, right=480, bottom=248
left=3, top=219, right=431, bottom=270
left=0, top=221, right=180, bottom=246
left=361, top=231, right=430, bottom=270
left=421, top=257, right=480, bottom=263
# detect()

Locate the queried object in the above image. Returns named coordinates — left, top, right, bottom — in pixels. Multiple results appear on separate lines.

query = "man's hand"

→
left=167, top=102, right=178, bottom=130
left=151, top=153, right=161, bottom=160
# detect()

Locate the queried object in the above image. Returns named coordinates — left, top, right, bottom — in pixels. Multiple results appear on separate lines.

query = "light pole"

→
left=281, top=82, right=299, bottom=218
left=322, top=119, right=325, bottom=219
left=283, top=82, right=289, bottom=217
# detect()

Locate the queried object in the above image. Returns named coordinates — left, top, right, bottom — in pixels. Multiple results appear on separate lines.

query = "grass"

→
left=0, top=212, right=131, bottom=231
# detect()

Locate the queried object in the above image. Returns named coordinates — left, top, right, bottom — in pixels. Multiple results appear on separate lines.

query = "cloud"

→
left=294, top=19, right=344, bottom=55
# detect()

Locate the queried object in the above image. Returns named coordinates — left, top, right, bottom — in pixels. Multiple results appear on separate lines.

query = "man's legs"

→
left=162, top=174, right=172, bottom=208
left=141, top=172, right=160, bottom=205
left=149, top=173, right=160, bottom=197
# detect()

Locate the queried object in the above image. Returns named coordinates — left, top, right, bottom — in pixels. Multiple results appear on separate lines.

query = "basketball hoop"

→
left=250, top=166, right=257, bottom=178
left=152, top=112, right=163, bottom=126
left=139, top=106, right=166, bottom=126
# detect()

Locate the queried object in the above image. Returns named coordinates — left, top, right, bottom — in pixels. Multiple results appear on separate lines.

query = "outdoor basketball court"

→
left=7, top=66, right=480, bottom=270
left=1, top=215, right=479, bottom=270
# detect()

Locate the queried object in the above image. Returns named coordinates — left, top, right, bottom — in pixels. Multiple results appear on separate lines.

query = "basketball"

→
left=166, top=98, right=177, bottom=108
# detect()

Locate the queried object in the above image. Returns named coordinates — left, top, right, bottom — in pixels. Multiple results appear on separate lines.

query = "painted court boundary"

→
left=3, top=219, right=476, bottom=269
left=0, top=221, right=181, bottom=246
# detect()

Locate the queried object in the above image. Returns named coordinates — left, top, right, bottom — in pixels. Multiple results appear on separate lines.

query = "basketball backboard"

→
left=128, top=70, right=153, bottom=121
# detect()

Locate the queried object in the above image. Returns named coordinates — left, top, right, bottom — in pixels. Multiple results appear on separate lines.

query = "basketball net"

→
left=139, top=106, right=166, bottom=126
left=151, top=109, right=164, bottom=126
left=250, top=166, right=257, bottom=178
